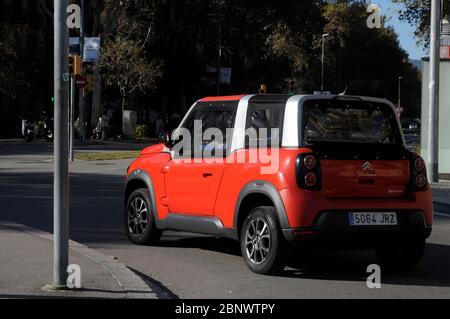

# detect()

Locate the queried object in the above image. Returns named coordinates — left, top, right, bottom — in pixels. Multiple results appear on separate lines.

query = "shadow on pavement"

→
left=129, top=267, right=179, bottom=299
left=2, top=170, right=450, bottom=289
left=280, top=242, right=450, bottom=288
left=0, top=142, right=54, bottom=156
left=0, top=171, right=126, bottom=244
left=156, top=234, right=450, bottom=288
left=157, top=235, right=242, bottom=257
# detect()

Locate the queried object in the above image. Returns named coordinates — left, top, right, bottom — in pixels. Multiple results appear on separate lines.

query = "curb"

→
left=0, top=221, right=162, bottom=299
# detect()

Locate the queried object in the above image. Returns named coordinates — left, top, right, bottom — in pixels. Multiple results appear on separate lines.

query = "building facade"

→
left=421, top=59, right=450, bottom=178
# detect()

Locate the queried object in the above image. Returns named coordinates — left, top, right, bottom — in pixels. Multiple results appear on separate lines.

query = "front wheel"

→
left=375, top=237, right=425, bottom=269
left=240, top=206, right=287, bottom=275
left=125, top=188, right=162, bottom=245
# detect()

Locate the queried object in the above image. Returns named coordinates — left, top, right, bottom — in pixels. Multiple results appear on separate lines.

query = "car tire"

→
left=240, top=206, right=287, bottom=275
left=125, top=188, right=162, bottom=245
left=375, top=237, right=425, bottom=269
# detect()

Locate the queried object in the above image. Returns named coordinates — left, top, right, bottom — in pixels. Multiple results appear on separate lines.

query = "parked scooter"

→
left=21, top=115, right=35, bottom=142
left=43, top=116, right=54, bottom=142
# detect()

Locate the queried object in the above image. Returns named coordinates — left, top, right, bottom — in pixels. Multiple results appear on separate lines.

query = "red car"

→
left=124, top=94, right=432, bottom=274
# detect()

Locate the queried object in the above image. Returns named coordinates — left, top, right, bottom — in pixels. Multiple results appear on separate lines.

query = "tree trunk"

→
left=121, top=92, right=128, bottom=137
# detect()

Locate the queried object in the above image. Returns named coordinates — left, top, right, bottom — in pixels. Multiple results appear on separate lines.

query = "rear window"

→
left=303, top=100, right=401, bottom=145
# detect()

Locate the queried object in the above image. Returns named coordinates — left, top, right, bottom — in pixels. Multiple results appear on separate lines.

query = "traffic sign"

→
left=75, top=75, right=86, bottom=88
left=83, top=37, right=101, bottom=62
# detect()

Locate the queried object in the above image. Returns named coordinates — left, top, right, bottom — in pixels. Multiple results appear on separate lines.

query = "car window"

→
left=177, top=105, right=236, bottom=157
left=303, top=101, right=401, bottom=145
left=245, top=103, right=284, bottom=148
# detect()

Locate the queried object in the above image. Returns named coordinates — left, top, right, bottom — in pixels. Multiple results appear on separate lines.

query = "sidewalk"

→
left=432, top=181, right=450, bottom=214
left=0, top=221, right=160, bottom=299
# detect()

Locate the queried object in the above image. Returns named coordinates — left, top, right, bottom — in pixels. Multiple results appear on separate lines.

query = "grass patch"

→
left=75, top=151, right=140, bottom=161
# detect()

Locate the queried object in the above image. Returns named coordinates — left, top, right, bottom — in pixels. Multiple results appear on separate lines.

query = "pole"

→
left=321, top=34, right=329, bottom=93
left=69, top=75, right=75, bottom=162
left=427, top=0, right=441, bottom=183
left=52, top=0, right=69, bottom=288
left=78, top=0, right=85, bottom=141
left=321, top=37, right=324, bottom=92
left=216, top=4, right=222, bottom=96
left=91, top=65, right=102, bottom=128
left=397, top=76, right=402, bottom=108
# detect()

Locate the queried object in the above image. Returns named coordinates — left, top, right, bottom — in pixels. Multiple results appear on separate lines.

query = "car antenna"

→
left=338, top=86, right=348, bottom=96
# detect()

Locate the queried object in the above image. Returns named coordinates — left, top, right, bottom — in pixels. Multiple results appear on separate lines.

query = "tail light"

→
left=304, top=172, right=318, bottom=187
left=296, top=153, right=321, bottom=190
left=411, top=156, right=428, bottom=191
left=303, top=155, right=317, bottom=169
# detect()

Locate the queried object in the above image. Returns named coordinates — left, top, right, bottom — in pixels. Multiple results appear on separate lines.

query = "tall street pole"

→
left=51, top=0, right=70, bottom=288
left=69, top=75, right=75, bottom=162
left=321, top=33, right=329, bottom=93
left=216, top=3, right=222, bottom=96
left=397, top=76, right=403, bottom=109
left=427, top=0, right=441, bottom=183
left=78, top=0, right=85, bottom=141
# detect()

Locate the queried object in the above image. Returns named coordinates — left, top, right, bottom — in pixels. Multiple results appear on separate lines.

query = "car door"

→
left=164, top=104, right=236, bottom=215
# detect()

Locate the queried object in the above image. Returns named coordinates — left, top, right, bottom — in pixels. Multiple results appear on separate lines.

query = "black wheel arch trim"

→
left=125, top=175, right=290, bottom=240
left=233, top=180, right=290, bottom=230
left=125, top=169, right=159, bottom=219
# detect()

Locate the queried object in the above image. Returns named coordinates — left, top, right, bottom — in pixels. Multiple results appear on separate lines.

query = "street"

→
left=1, top=142, right=450, bottom=299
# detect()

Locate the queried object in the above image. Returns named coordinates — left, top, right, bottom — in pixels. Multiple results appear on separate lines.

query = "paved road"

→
left=1, top=142, right=450, bottom=298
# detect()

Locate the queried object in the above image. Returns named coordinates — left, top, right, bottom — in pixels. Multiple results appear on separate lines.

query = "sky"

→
left=376, top=0, right=426, bottom=60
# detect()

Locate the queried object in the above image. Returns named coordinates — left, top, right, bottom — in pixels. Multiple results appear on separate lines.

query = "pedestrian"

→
left=101, top=112, right=109, bottom=140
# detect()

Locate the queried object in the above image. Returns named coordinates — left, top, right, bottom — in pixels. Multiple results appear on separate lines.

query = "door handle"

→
left=202, top=172, right=213, bottom=178
left=161, top=165, right=170, bottom=173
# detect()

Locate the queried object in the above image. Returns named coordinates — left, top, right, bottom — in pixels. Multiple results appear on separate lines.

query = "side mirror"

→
left=158, top=131, right=171, bottom=146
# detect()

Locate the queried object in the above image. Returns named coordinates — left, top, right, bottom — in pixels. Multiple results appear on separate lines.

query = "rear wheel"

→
left=125, top=188, right=162, bottom=245
left=375, top=237, right=425, bottom=269
left=240, top=206, right=286, bottom=275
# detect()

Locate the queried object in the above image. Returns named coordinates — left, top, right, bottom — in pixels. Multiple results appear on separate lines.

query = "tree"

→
left=99, top=36, right=162, bottom=135
left=319, top=1, right=422, bottom=118
left=0, top=25, right=26, bottom=97
left=393, top=0, right=450, bottom=49
left=99, top=0, right=162, bottom=135
left=96, top=0, right=421, bottom=120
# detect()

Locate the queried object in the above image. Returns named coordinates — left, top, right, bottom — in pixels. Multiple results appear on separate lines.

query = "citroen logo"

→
left=362, top=161, right=373, bottom=171
left=360, top=161, right=376, bottom=176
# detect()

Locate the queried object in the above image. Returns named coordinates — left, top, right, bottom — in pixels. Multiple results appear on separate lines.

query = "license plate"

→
left=349, top=212, right=397, bottom=226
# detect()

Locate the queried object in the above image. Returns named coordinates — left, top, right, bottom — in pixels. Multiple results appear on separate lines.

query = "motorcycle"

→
left=43, top=117, right=54, bottom=142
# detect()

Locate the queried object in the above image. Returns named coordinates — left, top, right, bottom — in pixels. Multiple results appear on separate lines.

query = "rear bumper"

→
left=279, top=187, right=434, bottom=228
left=282, top=210, right=431, bottom=248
